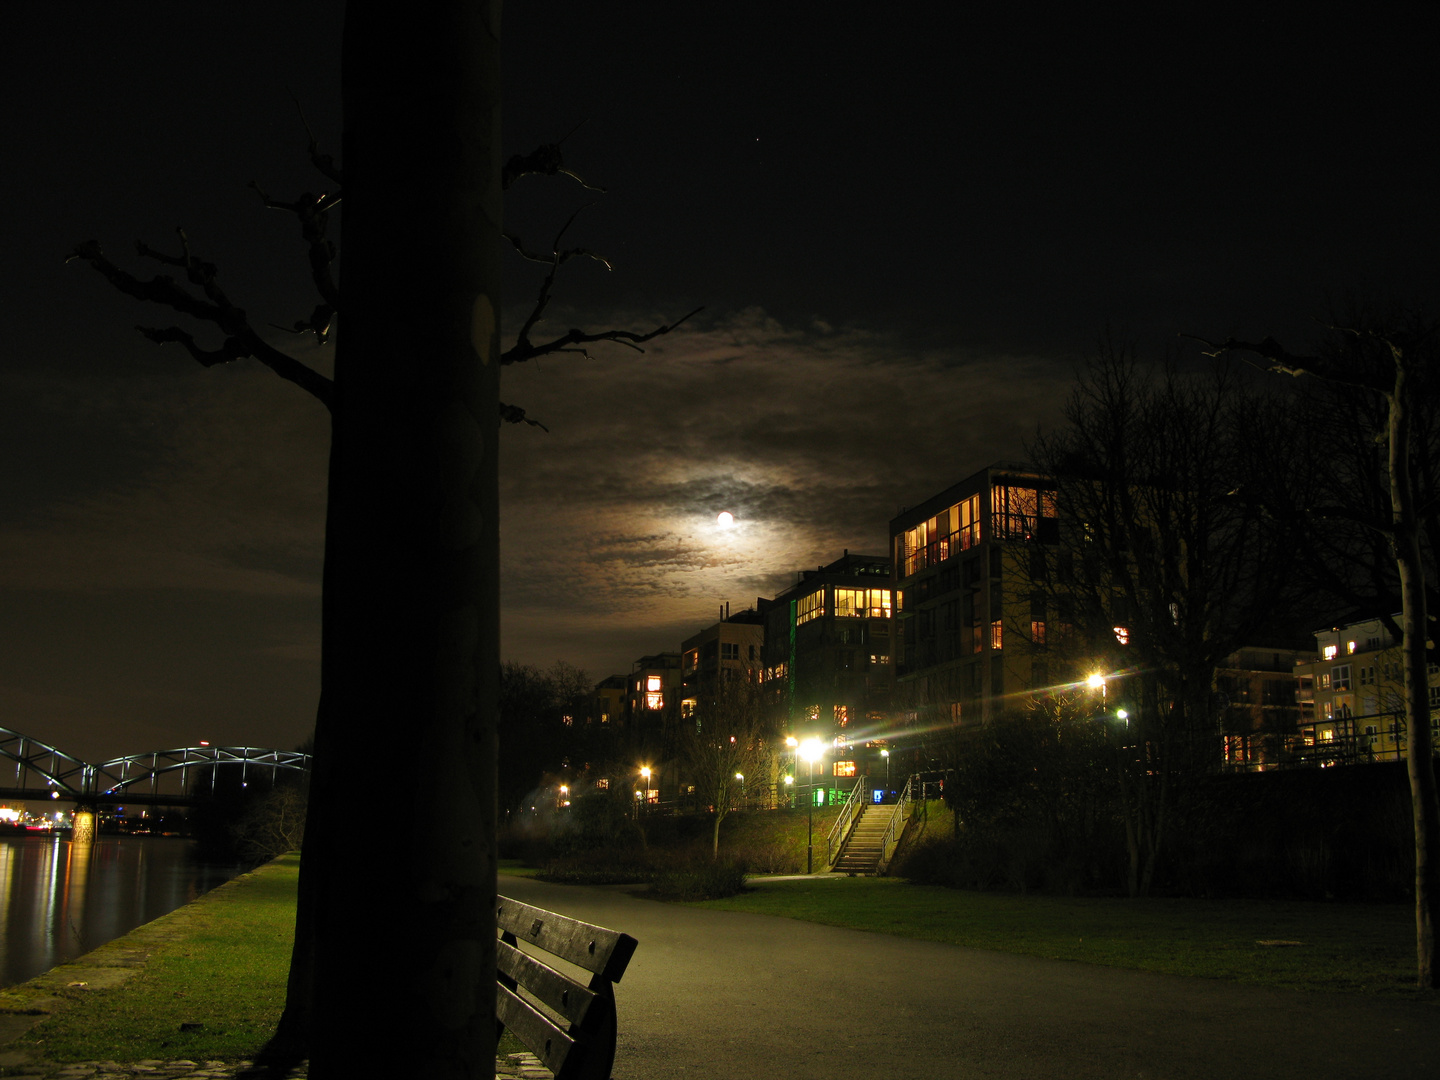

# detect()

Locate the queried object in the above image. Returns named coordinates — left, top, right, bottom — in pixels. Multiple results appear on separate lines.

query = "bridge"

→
left=0, top=725, right=311, bottom=809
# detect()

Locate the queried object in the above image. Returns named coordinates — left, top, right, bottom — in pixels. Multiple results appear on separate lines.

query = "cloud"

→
left=499, top=307, right=1075, bottom=676
left=0, top=358, right=329, bottom=596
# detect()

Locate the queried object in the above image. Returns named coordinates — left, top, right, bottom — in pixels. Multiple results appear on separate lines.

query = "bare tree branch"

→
left=68, top=238, right=335, bottom=410
left=504, top=306, right=703, bottom=367
left=249, top=182, right=342, bottom=323
left=288, top=89, right=344, bottom=186
left=502, top=142, right=605, bottom=193
left=1182, top=332, right=1392, bottom=393
left=498, top=401, right=549, bottom=431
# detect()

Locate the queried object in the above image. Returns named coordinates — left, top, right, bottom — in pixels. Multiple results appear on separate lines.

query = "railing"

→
left=876, top=774, right=914, bottom=876
left=825, top=776, right=867, bottom=869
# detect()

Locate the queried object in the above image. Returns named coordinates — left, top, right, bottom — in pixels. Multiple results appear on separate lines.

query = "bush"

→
left=649, top=856, right=750, bottom=901
left=536, top=846, right=654, bottom=886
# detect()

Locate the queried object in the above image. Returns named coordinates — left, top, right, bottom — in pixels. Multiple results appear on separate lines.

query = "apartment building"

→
left=890, top=463, right=1059, bottom=730
left=762, top=551, right=897, bottom=786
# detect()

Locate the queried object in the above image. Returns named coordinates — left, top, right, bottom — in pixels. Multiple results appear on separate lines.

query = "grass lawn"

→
left=698, top=876, right=1437, bottom=999
left=8, top=851, right=1431, bottom=1064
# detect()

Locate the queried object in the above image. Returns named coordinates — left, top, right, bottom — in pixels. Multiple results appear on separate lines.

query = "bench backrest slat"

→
left=498, top=938, right=598, bottom=1027
left=497, top=982, right=581, bottom=1077
left=496, top=896, right=639, bottom=984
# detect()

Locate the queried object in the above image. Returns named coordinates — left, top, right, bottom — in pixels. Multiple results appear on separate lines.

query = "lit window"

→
left=834, top=588, right=894, bottom=619
left=835, top=705, right=850, bottom=725
left=903, top=495, right=980, bottom=574
left=1347, top=640, right=1357, bottom=655
left=833, top=761, right=857, bottom=777
left=646, top=675, right=662, bottom=693
left=1323, top=644, right=1338, bottom=660
left=1031, top=619, right=1046, bottom=645
left=680, top=698, right=696, bottom=718
left=1113, top=626, right=1130, bottom=646
left=991, top=621, right=1003, bottom=650
left=645, top=692, right=663, bottom=710
left=991, top=485, right=1055, bottom=540
left=796, top=590, right=826, bottom=625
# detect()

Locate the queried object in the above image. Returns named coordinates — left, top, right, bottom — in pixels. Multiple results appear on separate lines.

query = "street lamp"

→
left=880, top=748, right=891, bottom=790
left=799, top=738, right=824, bottom=874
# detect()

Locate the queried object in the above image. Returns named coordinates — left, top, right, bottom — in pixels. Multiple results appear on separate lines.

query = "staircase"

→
left=830, top=803, right=892, bottom=875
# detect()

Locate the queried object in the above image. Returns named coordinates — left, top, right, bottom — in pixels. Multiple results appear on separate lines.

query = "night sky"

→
left=3, top=4, right=1438, bottom=762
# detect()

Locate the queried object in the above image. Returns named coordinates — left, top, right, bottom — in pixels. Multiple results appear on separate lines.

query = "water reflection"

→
left=0, top=835, right=239, bottom=987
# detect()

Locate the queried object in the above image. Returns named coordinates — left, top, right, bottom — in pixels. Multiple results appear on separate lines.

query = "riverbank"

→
left=0, top=834, right=244, bottom=988
left=0, top=856, right=298, bottom=1077
left=0, top=857, right=542, bottom=1079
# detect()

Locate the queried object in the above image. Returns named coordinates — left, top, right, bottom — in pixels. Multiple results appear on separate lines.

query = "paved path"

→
left=499, top=874, right=1438, bottom=1080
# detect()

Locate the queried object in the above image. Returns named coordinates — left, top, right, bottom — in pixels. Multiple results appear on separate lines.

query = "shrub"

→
left=649, top=857, right=750, bottom=901
left=536, top=847, right=654, bottom=886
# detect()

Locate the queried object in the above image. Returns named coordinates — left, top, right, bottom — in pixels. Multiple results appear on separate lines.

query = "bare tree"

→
left=1191, top=314, right=1440, bottom=988
left=68, top=3, right=694, bottom=1071
left=683, top=677, right=773, bottom=860
left=1030, top=340, right=1309, bottom=895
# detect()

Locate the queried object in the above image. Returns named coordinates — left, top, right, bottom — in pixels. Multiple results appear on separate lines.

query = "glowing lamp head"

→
left=798, top=738, right=824, bottom=763
left=1086, top=673, right=1106, bottom=691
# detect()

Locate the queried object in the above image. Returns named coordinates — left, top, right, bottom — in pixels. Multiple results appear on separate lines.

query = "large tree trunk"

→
left=1389, top=352, right=1440, bottom=989
left=299, top=3, right=503, bottom=1075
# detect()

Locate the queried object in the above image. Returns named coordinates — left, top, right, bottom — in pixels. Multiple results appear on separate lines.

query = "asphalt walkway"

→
left=498, top=874, right=1438, bottom=1080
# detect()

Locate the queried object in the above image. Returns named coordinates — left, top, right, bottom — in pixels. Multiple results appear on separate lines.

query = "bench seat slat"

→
left=497, top=982, right=581, bottom=1077
left=498, top=938, right=598, bottom=1027
left=496, top=897, right=639, bottom=983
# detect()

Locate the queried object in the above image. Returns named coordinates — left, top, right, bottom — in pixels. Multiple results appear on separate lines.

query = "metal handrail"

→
left=876, top=774, right=914, bottom=875
left=825, top=776, right=867, bottom=869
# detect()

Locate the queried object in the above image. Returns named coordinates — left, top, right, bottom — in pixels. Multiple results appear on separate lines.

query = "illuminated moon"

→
left=716, top=511, right=735, bottom=529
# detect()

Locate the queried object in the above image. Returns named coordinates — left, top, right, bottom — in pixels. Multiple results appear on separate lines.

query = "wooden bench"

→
left=496, top=895, right=639, bottom=1080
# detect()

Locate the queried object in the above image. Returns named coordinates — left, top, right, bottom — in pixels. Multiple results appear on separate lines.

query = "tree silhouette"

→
left=1192, top=314, right=1440, bottom=989
left=682, top=676, right=773, bottom=859
left=1029, top=340, right=1309, bottom=894
left=69, top=4, right=693, bottom=1071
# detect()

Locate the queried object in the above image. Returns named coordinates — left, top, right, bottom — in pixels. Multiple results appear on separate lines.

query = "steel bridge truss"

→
left=0, top=726, right=310, bottom=801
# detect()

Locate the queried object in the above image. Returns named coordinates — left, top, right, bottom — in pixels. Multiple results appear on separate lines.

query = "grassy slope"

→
left=698, top=876, right=1436, bottom=998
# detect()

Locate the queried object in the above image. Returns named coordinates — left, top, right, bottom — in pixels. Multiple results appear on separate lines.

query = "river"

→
left=0, top=833, right=241, bottom=987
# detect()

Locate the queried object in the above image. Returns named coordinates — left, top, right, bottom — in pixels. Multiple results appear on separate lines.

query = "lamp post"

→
left=799, top=738, right=823, bottom=874
left=880, top=748, right=890, bottom=791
